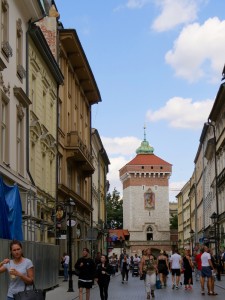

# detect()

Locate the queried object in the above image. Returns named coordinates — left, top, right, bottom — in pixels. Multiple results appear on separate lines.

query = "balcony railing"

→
left=66, top=131, right=94, bottom=174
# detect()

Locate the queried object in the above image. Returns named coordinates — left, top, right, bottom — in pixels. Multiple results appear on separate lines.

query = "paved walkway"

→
left=46, top=272, right=225, bottom=300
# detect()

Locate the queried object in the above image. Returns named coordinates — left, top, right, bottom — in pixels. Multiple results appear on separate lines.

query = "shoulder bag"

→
left=13, top=284, right=45, bottom=300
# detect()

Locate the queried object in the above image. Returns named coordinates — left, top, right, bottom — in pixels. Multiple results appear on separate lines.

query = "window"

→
left=67, top=164, right=72, bottom=189
left=58, top=155, right=62, bottom=184
left=146, top=226, right=153, bottom=241
left=42, top=90, right=46, bottom=124
left=16, top=18, right=25, bottom=80
left=0, top=92, right=9, bottom=163
left=16, top=104, right=24, bottom=174
left=31, top=74, right=36, bottom=111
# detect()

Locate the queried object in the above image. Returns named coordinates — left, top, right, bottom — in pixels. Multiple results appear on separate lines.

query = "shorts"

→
left=78, top=279, right=93, bottom=289
left=201, top=266, right=212, bottom=278
left=171, top=269, right=181, bottom=276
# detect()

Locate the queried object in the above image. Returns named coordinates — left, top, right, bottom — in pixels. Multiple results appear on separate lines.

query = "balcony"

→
left=1, top=41, right=13, bottom=58
left=66, top=131, right=94, bottom=175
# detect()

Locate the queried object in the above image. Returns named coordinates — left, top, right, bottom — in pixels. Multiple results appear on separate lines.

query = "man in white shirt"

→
left=170, top=248, right=182, bottom=289
left=62, top=252, right=70, bottom=281
left=200, top=246, right=216, bottom=295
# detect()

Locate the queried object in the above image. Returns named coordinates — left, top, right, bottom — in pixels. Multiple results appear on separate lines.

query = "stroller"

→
left=132, top=263, right=139, bottom=277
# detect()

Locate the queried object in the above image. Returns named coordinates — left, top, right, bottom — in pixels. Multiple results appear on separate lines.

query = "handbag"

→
left=140, top=272, right=146, bottom=280
left=13, top=284, right=45, bottom=300
left=156, top=275, right=161, bottom=289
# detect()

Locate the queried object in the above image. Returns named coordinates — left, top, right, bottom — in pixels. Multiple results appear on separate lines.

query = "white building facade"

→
left=120, top=131, right=172, bottom=256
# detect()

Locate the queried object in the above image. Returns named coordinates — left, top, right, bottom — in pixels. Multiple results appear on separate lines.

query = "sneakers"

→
left=175, top=286, right=179, bottom=290
left=172, top=284, right=175, bottom=289
left=151, top=290, right=155, bottom=298
left=122, top=281, right=124, bottom=284
left=146, top=294, right=150, bottom=299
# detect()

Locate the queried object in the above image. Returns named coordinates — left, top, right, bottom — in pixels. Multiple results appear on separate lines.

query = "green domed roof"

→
left=136, top=125, right=154, bottom=154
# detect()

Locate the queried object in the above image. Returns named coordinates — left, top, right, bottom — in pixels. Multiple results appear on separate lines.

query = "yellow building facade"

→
left=27, top=23, right=63, bottom=243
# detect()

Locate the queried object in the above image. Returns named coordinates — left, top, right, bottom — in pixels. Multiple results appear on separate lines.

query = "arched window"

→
left=146, top=226, right=153, bottom=241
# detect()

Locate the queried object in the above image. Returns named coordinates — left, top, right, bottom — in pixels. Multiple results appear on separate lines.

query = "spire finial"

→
left=144, top=123, right=146, bottom=141
left=136, top=125, right=154, bottom=154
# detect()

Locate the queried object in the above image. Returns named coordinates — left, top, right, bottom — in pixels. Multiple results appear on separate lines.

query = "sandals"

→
left=208, top=292, right=218, bottom=295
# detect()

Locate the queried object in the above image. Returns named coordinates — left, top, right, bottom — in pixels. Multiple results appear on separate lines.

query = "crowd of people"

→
left=1, top=240, right=223, bottom=300
left=68, top=245, right=223, bottom=299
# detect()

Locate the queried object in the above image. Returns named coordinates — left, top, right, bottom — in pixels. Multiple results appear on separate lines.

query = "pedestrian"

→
left=208, top=248, right=218, bottom=296
left=119, top=249, right=129, bottom=283
left=183, top=248, right=194, bottom=290
left=170, top=247, right=182, bottom=290
left=195, top=247, right=203, bottom=282
left=0, top=240, right=34, bottom=300
left=120, top=254, right=130, bottom=283
left=95, top=254, right=112, bottom=300
left=200, top=245, right=216, bottom=295
left=62, top=252, right=70, bottom=281
left=109, top=254, right=118, bottom=276
left=140, top=248, right=157, bottom=299
left=157, top=250, right=169, bottom=288
left=75, top=248, right=96, bottom=300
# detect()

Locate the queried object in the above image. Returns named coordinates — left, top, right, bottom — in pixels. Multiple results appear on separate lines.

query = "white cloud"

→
left=102, top=136, right=141, bottom=155
left=107, top=156, right=128, bottom=196
left=152, top=0, right=198, bottom=32
left=146, top=97, right=213, bottom=129
left=169, top=181, right=186, bottom=201
left=101, top=136, right=141, bottom=196
left=126, top=0, right=151, bottom=9
left=165, top=17, right=225, bottom=82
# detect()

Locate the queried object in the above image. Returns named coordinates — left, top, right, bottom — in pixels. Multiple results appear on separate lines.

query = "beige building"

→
left=57, top=28, right=101, bottom=262
left=91, top=128, right=110, bottom=254
left=178, top=81, right=225, bottom=253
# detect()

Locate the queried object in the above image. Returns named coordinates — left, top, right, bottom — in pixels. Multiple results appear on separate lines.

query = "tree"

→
left=106, top=188, right=123, bottom=229
left=170, top=214, right=178, bottom=229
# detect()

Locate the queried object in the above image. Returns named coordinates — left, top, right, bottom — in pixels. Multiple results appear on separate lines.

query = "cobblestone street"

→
left=46, top=272, right=225, bottom=300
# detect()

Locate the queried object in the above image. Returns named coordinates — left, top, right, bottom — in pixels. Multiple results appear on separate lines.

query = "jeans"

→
left=64, top=263, right=69, bottom=280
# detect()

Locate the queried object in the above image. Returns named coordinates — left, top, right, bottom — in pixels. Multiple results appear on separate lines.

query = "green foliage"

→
left=170, top=214, right=178, bottom=229
left=106, top=188, right=123, bottom=229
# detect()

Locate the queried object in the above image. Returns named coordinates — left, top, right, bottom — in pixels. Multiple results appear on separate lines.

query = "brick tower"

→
left=119, top=128, right=172, bottom=255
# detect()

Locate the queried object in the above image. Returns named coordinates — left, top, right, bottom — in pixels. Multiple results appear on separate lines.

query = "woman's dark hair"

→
left=10, top=240, right=23, bottom=258
left=101, top=254, right=109, bottom=264
left=10, top=240, right=23, bottom=251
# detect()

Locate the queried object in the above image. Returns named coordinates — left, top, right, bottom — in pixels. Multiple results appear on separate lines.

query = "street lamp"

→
left=67, top=198, right=75, bottom=292
left=210, top=212, right=220, bottom=281
left=119, top=236, right=123, bottom=254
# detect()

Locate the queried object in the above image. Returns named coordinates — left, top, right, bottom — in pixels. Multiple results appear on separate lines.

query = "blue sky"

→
left=55, top=0, right=225, bottom=200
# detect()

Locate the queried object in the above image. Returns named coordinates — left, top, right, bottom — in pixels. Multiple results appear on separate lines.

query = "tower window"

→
left=146, top=226, right=153, bottom=241
left=142, top=166, right=144, bottom=169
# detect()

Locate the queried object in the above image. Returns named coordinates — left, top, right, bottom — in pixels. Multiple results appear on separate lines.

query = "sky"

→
left=55, top=0, right=225, bottom=201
